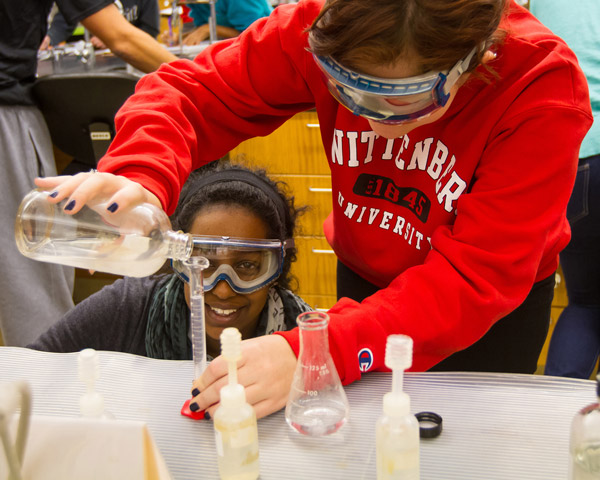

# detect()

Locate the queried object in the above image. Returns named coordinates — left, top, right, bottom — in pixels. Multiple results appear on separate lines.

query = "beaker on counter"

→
left=285, top=311, right=350, bottom=437
left=15, top=189, right=193, bottom=277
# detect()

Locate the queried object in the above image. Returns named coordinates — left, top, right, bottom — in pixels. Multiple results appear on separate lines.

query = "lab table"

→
left=0, top=347, right=594, bottom=479
left=36, top=43, right=210, bottom=77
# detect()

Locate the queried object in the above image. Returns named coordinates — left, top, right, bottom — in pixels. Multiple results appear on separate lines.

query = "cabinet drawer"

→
left=273, top=174, right=332, bottom=237
left=300, top=294, right=338, bottom=312
left=230, top=111, right=330, bottom=175
left=292, top=236, right=337, bottom=297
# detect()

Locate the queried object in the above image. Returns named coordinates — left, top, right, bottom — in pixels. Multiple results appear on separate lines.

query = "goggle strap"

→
left=442, top=46, right=478, bottom=97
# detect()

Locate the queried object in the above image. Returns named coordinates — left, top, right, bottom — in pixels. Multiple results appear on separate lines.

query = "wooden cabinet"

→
left=536, top=266, right=568, bottom=373
left=229, top=111, right=337, bottom=311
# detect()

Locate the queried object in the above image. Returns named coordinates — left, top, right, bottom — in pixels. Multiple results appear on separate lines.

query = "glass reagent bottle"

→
left=285, top=311, right=350, bottom=437
left=570, top=374, right=600, bottom=479
left=376, top=335, right=420, bottom=480
left=15, top=189, right=193, bottom=277
left=213, top=328, right=260, bottom=480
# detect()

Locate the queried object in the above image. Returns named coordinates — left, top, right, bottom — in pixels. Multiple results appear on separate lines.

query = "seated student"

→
left=28, top=161, right=311, bottom=359
left=181, top=0, right=272, bottom=46
left=41, top=0, right=160, bottom=50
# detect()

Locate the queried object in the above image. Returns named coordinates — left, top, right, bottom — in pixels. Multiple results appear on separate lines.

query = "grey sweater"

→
left=28, top=275, right=309, bottom=357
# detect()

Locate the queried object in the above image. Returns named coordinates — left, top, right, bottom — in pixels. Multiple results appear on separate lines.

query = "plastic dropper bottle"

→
left=569, top=374, right=600, bottom=479
left=15, top=189, right=193, bottom=277
left=213, top=328, right=260, bottom=480
left=376, top=335, right=420, bottom=480
left=78, top=348, right=113, bottom=419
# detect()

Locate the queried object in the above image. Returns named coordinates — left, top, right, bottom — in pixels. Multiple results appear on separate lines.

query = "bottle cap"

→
left=385, top=335, right=413, bottom=371
left=383, top=391, right=410, bottom=417
left=220, top=383, right=246, bottom=409
left=221, top=328, right=242, bottom=361
left=416, top=411, right=443, bottom=438
left=78, top=348, right=100, bottom=384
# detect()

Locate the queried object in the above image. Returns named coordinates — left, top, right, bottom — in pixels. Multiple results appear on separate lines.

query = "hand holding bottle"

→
left=34, top=171, right=162, bottom=216
left=190, top=335, right=297, bottom=419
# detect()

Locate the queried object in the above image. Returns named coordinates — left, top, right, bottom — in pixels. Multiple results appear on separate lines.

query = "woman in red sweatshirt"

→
left=39, top=0, right=592, bottom=419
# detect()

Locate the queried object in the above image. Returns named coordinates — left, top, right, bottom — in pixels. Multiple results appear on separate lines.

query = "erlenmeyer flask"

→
left=285, top=311, right=350, bottom=436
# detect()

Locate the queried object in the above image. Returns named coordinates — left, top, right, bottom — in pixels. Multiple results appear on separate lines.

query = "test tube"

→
left=184, top=256, right=209, bottom=379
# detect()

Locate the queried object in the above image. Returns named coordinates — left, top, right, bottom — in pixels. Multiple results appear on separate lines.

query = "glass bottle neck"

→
left=164, top=230, right=193, bottom=260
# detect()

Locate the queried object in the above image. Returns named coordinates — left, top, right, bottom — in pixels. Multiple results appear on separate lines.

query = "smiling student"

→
left=28, top=162, right=311, bottom=359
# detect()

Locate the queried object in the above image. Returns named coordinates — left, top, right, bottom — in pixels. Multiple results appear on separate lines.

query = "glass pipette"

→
left=180, top=256, right=209, bottom=420
left=185, top=256, right=209, bottom=379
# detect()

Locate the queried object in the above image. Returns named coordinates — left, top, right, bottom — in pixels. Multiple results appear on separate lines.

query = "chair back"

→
left=32, top=71, right=139, bottom=174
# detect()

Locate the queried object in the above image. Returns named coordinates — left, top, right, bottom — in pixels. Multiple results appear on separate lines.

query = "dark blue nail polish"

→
left=189, top=402, right=199, bottom=412
left=64, top=200, right=76, bottom=211
left=49, top=191, right=58, bottom=198
left=204, top=411, right=211, bottom=421
left=192, top=388, right=200, bottom=397
left=107, top=203, right=119, bottom=213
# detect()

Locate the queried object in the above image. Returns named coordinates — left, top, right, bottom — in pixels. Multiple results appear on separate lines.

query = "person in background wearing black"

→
left=0, top=0, right=177, bottom=347
left=40, top=0, right=160, bottom=50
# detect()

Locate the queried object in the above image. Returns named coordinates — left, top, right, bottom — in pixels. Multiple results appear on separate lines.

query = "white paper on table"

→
left=0, top=415, right=172, bottom=480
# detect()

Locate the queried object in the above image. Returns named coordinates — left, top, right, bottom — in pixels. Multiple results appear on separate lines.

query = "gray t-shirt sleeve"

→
left=27, top=276, right=164, bottom=356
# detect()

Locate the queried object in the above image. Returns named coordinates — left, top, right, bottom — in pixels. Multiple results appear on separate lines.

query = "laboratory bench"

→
left=0, top=346, right=594, bottom=479
left=36, top=42, right=208, bottom=77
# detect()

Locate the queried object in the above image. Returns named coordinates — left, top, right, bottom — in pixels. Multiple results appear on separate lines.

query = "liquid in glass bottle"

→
left=15, top=189, right=192, bottom=277
left=570, top=374, right=600, bottom=479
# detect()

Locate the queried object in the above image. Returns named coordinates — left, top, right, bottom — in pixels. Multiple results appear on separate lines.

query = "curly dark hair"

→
left=170, top=160, right=304, bottom=291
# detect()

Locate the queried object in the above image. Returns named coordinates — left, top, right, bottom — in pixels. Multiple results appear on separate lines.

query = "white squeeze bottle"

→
left=78, top=348, right=114, bottom=419
left=213, top=328, right=260, bottom=480
left=376, top=335, right=420, bottom=480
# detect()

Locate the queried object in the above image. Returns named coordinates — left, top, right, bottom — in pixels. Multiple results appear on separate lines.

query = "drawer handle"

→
left=308, top=187, right=332, bottom=193
left=306, top=123, right=320, bottom=128
left=311, top=248, right=335, bottom=254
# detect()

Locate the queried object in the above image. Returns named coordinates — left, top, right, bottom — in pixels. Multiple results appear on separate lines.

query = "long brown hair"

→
left=309, top=0, right=508, bottom=74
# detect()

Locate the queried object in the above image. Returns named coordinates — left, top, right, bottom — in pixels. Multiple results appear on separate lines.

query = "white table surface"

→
left=0, top=347, right=595, bottom=479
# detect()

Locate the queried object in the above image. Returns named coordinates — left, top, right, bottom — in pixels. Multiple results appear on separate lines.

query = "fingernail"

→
left=49, top=191, right=58, bottom=198
left=107, top=202, right=119, bottom=213
left=192, top=388, right=200, bottom=397
left=204, top=411, right=211, bottom=421
left=64, top=200, right=76, bottom=211
left=189, top=402, right=200, bottom=412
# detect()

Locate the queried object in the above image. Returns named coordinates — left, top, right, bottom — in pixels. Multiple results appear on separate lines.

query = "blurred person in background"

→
left=529, top=0, right=600, bottom=380
left=0, top=0, right=176, bottom=346
left=182, top=0, right=272, bottom=46
left=40, top=0, right=160, bottom=50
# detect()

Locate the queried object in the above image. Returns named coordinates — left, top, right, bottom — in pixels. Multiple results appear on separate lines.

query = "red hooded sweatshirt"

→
left=99, top=0, right=592, bottom=383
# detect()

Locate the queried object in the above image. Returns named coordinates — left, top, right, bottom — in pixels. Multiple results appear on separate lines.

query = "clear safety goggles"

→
left=313, top=47, right=477, bottom=124
left=172, top=236, right=293, bottom=294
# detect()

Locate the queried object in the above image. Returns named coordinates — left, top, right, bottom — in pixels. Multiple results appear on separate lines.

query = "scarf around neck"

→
left=145, top=274, right=312, bottom=360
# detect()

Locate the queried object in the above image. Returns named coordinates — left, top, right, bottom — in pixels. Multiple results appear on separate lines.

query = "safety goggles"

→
left=172, top=236, right=293, bottom=294
left=313, top=47, right=477, bottom=124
